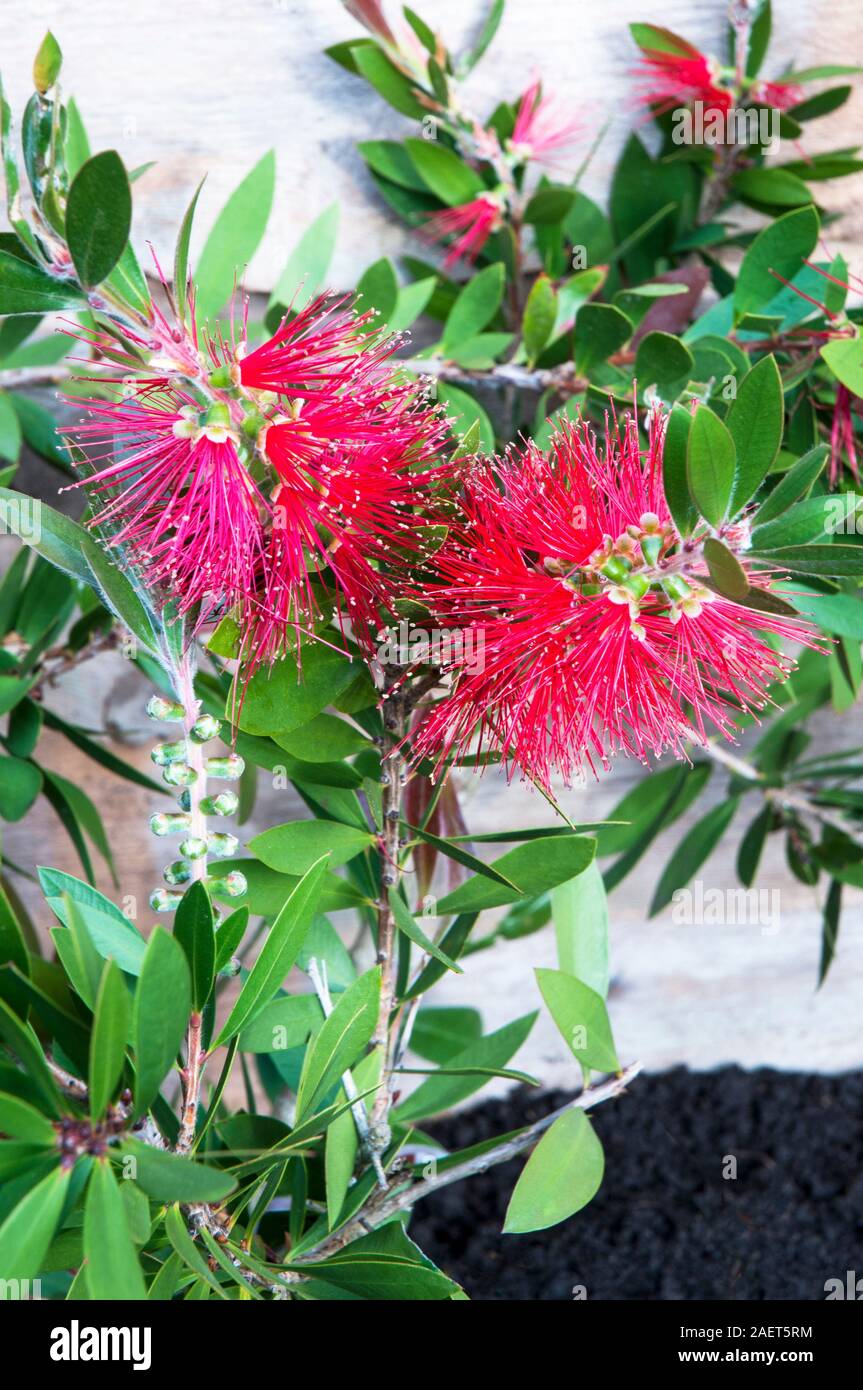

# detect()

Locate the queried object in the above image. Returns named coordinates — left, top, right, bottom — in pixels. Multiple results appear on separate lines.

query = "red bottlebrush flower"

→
left=509, top=80, right=582, bottom=165
left=749, top=78, right=804, bottom=111
left=830, top=384, right=860, bottom=486
left=66, top=391, right=266, bottom=623
left=634, top=42, right=733, bottom=117
left=410, top=413, right=819, bottom=788
left=68, top=288, right=449, bottom=665
left=422, top=193, right=504, bottom=269
left=236, top=292, right=391, bottom=397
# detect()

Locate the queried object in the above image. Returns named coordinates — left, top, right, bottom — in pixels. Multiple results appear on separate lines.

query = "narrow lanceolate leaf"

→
left=0, top=251, right=86, bottom=315
left=214, top=855, right=329, bottom=1046
left=84, top=1159, right=147, bottom=1299
left=173, top=880, right=215, bottom=1012
left=686, top=404, right=736, bottom=527
left=388, top=889, right=462, bottom=973
left=268, top=203, right=339, bottom=315
left=534, top=968, right=619, bottom=1073
left=120, top=1139, right=237, bottom=1203
left=89, top=958, right=129, bottom=1119
left=174, top=177, right=205, bottom=325
left=522, top=274, right=557, bottom=365
left=194, top=150, right=276, bottom=322
left=726, top=356, right=784, bottom=514
left=703, top=537, right=750, bottom=599
left=164, top=1202, right=229, bottom=1299
left=0, top=1165, right=70, bottom=1280
left=295, top=967, right=381, bottom=1120
left=649, top=797, right=741, bottom=915
left=65, top=151, right=132, bottom=287
left=752, top=444, right=828, bottom=525
left=133, top=926, right=191, bottom=1116
left=818, top=879, right=841, bottom=987
left=503, top=1108, right=605, bottom=1233
left=552, top=860, right=609, bottom=998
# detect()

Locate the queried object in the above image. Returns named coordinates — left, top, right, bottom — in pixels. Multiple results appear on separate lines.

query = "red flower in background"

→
left=749, top=78, right=804, bottom=111
left=410, top=413, right=818, bottom=788
left=633, top=38, right=732, bottom=116
left=508, top=80, right=582, bottom=165
left=422, top=192, right=504, bottom=268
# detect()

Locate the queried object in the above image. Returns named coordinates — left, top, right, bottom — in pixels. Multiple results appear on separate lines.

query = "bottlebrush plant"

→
left=0, top=0, right=860, bottom=1303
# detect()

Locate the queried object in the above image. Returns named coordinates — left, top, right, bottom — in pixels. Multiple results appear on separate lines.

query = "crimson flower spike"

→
left=410, top=410, right=823, bottom=789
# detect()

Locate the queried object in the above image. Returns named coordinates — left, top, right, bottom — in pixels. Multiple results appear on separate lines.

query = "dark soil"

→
left=408, top=1067, right=863, bottom=1301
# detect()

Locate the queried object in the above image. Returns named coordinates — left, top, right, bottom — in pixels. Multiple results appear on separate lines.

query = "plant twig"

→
left=298, top=1061, right=641, bottom=1262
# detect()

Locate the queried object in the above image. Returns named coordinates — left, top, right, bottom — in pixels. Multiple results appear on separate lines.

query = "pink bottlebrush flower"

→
left=749, top=78, right=804, bottom=111
left=633, top=42, right=733, bottom=117
left=410, top=413, right=819, bottom=788
left=66, top=390, right=267, bottom=623
left=235, top=292, right=391, bottom=397
left=508, top=80, right=582, bottom=165
left=422, top=192, right=504, bottom=269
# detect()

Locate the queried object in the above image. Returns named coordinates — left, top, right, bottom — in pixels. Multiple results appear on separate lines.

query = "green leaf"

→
left=133, top=926, right=191, bottom=1115
left=353, top=46, right=427, bottom=117
left=174, top=177, right=205, bottom=326
left=40, top=868, right=147, bottom=975
left=752, top=545, right=863, bottom=577
left=65, top=97, right=90, bottom=180
left=79, top=536, right=156, bottom=656
left=295, top=967, right=381, bottom=1119
left=164, top=1202, right=229, bottom=1298
left=66, top=151, right=132, bottom=287
left=503, top=1107, right=604, bottom=1233
left=737, top=804, right=771, bottom=887
left=523, top=187, right=575, bottom=225
left=734, top=205, right=820, bottom=319
left=750, top=496, right=832, bottom=550
left=522, top=274, right=557, bottom=366
left=89, top=958, right=129, bottom=1118
left=214, top=906, right=249, bottom=975
left=662, top=402, right=697, bottom=536
left=574, top=303, right=632, bottom=373
left=84, top=1159, right=147, bottom=1299
left=275, top=713, right=370, bottom=763
left=820, top=332, right=863, bottom=397
left=438, top=383, right=494, bottom=453
left=818, top=878, right=841, bottom=987
left=33, top=31, right=62, bottom=93
left=0, top=391, right=21, bottom=463
left=726, top=355, right=783, bottom=513
left=650, top=797, right=741, bottom=915
left=635, top=330, right=693, bottom=389
left=121, top=1139, right=237, bottom=1203
left=0, top=251, right=85, bottom=316
left=194, top=151, right=276, bottom=322
left=687, top=404, right=736, bottom=526
left=732, top=167, right=813, bottom=208
left=214, top=856, right=329, bottom=1045
left=355, top=256, right=399, bottom=322
left=0, top=1091, right=55, bottom=1143
left=388, top=889, right=463, bottom=973
left=238, top=993, right=323, bottom=1052
left=0, top=487, right=91, bottom=583
left=173, top=881, right=215, bottom=1012
left=752, top=443, right=828, bottom=525
left=404, top=138, right=484, bottom=206
left=443, top=264, right=504, bottom=350
left=394, top=1012, right=537, bottom=1121
left=435, top=835, right=596, bottom=915
left=0, top=1165, right=70, bottom=1280
left=235, top=644, right=359, bottom=736
left=249, top=820, right=373, bottom=874
left=268, top=202, right=339, bottom=316
left=536, top=969, right=618, bottom=1077
left=703, top=537, right=750, bottom=599
left=300, top=1223, right=460, bottom=1299
left=0, top=755, right=41, bottom=821
left=551, top=860, right=609, bottom=998
left=463, top=0, right=505, bottom=71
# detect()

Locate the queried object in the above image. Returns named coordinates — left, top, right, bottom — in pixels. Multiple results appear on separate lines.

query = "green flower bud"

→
left=179, top=836, right=208, bottom=860
left=163, top=860, right=192, bottom=885
left=208, top=832, right=239, bottom=858
left=147, top=695, right=184, bottom=722
left=150, top=811, right=192, bottom=836
left=162, top=763, right=198, bottom=787
left=205, top=754, right=245, bottom=781
left=201, top=791, right=239, bottom=816
left=209, top=870, right=247, bottom=900
left=150, top=888, right=185, bottom=913
left=151, top=740, right=189, bottom=766
left=190, top=714, right=222, bottom=744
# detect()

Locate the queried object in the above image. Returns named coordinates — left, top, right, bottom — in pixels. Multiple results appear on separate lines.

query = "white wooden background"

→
left=4, top=0, right=863, bottom=1087
left=4, top=0, right=863, bottom=289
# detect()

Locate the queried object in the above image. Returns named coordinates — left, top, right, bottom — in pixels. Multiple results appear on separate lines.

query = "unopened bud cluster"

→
left=146, top=694, right=246, bottom=914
